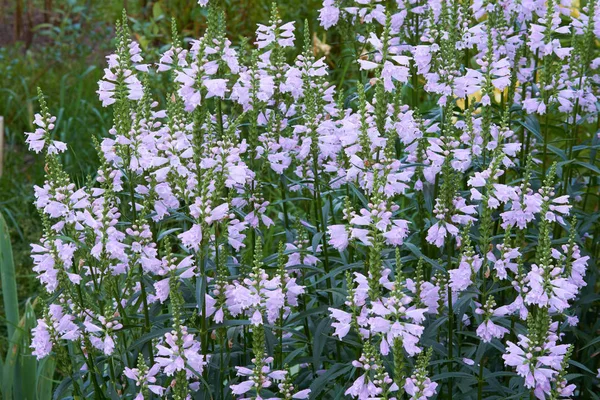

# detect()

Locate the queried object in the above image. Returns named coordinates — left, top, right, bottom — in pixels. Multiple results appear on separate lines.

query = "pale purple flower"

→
left=329, top=308, right=352, bottom=339
left=31, top=319, right=53, bottom=359
left=124, top=364, right=165, bottom=397
left=31, top=305, right=80, bottom=359
left=328, top=224, right=349, bottom=251
left=204, top=78, right=229, bottom=99
left=503, top=333, right=569, bottom=397
left=476, top=319, right=509, bottom=343
left=178, top=224, right=203, bottom=252
left=25, top=113, right=66, bottom=154
left=426, top=221, right=458, bottom=247
left=155, top=328, right=206, bottom=378
left=525, top=264, right=578, bottom=312
left=319, top=0, right=340, bottom=29
left=405, top=377, right=438, bottom=399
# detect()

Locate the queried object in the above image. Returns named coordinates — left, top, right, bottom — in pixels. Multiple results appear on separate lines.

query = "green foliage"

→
left=0, top=212, right=55, bottom=400
left=0, top=0, right=599, bottom=398
left=0, top=213, right=19, bottom=342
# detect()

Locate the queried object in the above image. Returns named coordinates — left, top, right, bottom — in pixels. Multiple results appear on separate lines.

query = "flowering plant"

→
left=23, top=0, right=600, bottom=399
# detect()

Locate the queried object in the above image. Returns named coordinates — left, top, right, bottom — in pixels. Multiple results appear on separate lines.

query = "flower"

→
left=230, top=357, right=287, bottom=396
left=204, top=78, right=229, bottom=98
left=328, top=224, right=349, bottom=251
left=20, top=1, right=597, bottom=397
left=426, top=221, right=459, bottom=248
left=124, top=364, right=165, bottom=397
left=319, top=0, right=340, bottom=29
left=345, top=347, right=399, bottom=399
left=256, top=21, right=295, bottom=49
left=449, top=255, right=482, bottom=293
left=25, top=112, right=66, bottom=154
left=329, top=308, right=352, bottom=339
left=155, top=327, right=207, bottom=378
left=476, top=319, right=509, bottom=343
left=525, top=265, right=578, bottom=312
left=405, top=377, right=438, bottom=400
left=31, top=305, right=80, bottom=359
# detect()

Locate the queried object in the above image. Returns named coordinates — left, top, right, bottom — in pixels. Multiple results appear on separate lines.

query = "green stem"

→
left=280, top=175, right=290, bottom=229
left=542, top=112, right=550, bottom=174
left=447, top=243, right=454, bottom=400
left=478, top=357, right=484, bottom=400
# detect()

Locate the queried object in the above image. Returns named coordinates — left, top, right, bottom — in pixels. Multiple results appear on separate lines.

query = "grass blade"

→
left=0, top=212, right=19, bottom=340
left=0, top=212, right=20, bottom=399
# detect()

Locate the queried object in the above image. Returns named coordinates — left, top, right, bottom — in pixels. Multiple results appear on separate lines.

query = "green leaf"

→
left=578, top=335, right=600, bottom=351
left=53, top=373, right=81, bottom=400
left=518, top=115, right=543, bottom=141
left=20, top=300, right=38, bottom=400
left=157, top=227, right=182, bottom=241
left=573, top=160, right=600, bottom=175
left=3, top=318, right=25, bottom=399
left=128, top=328, right=171, bottom=351
left=152, top=2, right=164, bottom=20
left=0, top=212, right=20, bottom=399
left=36, top=357, right=56, bottom=400
left=587, top=389, right=600, bottom=400
left=0, top=212, right=19, bottom=341
left=432, top=371, right=477, bottom=381
left=309, top=363, right=353, bottom=399
left=568, top=359, right=595, bottom=374
left=312, top=317, right=331, bottom=370
left=547, top=145, right=567, bottom=161
left=286, top=305, right=329, bottom=326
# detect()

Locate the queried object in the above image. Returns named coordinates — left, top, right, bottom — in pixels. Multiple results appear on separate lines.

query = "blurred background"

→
left=0, top=0, right=322, bottom=353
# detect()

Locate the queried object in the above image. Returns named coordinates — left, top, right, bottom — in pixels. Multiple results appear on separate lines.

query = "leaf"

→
left=157, top=227, right=182, bottom=241
left=518, top=115, right=543, bottom=141
left=403, top=242, right=442, bottom=271
left=208, top=319, right=252, bottom=330
left=152, top=2, right=164, bottom=20
left=184, top=362, right=214, bottom=400
left=272, top=197, right=312, bottom=205
left=286, top=305, right=329, bottom=326
left=579, top=335, right=600, bottom=351
left=312, top=318, right=332, bottom=370
left=547, top=145, right=567, bottom=161
left=312, top=232, right=324, bottom=253
left=36, top=357, right=57, bottom=400
left=283, top=347, right=305, bottom=365
left=309, top=363, right=353, bottom=399
left=573, top=160, right=600, bottom=175
left=0, top=212, right=19, bottom=340
left=1, top=212, right=20, bottom=400
left=128, top=328, right=171, bottom=351
left=432, top=371, right=477, bottom=381
left=568, top=359, right=595, bottom=375
left=348, top=183, right=369, bottom=208
left=20, top=300, right=38, bottom=400
left=52, top=371, right=85, bottom=400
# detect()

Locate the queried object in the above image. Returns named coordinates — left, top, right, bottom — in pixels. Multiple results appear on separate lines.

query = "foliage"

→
left=2, top=0, right=600, bottom=399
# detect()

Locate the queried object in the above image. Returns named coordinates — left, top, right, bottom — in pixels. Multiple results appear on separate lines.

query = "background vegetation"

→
left=0, top=0, right=599, bottom=398
left=0, top=3, right=326, bottom=395
left=0, top=0, right=322, bottom=350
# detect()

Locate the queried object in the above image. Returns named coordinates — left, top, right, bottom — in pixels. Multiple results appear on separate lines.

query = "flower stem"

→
left=447, top=243, right=454, bottom=400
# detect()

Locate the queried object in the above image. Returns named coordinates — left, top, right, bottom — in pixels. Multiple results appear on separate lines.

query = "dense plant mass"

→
left=21, top=0, right=600, bottom=398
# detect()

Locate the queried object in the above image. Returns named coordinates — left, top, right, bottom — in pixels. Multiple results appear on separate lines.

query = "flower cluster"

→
left=24, top=0, right=598, bottom=398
